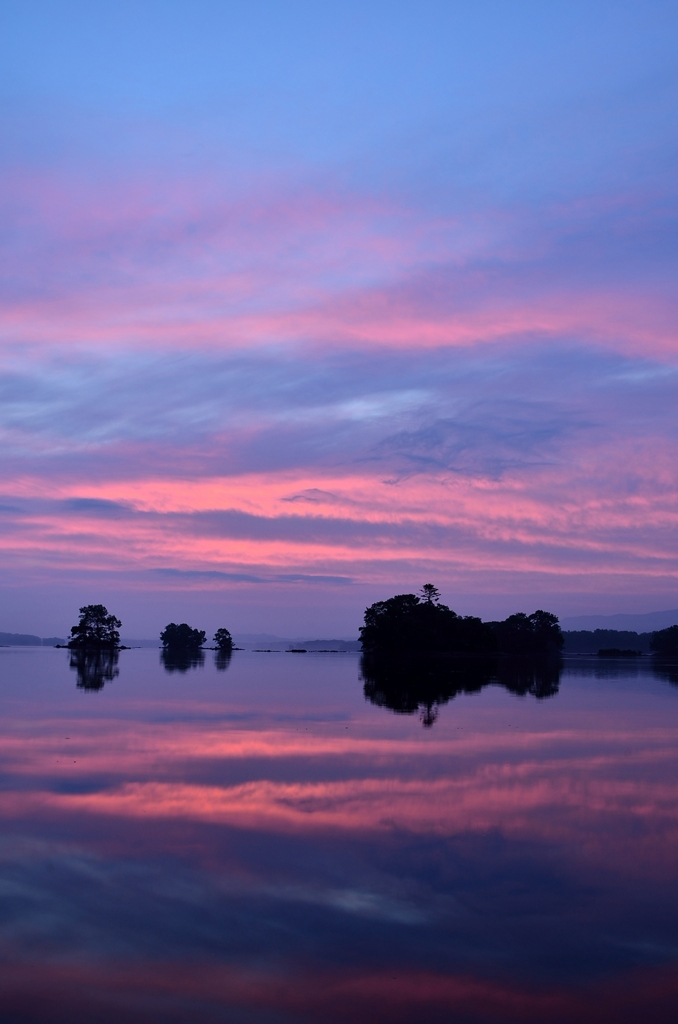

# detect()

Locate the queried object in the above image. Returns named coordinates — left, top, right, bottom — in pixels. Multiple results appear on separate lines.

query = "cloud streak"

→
left=0, top=5, right=676, bottom=628
left=0, top=336, right=676, bottom=619
left=1, top=173, right=675, bottom=359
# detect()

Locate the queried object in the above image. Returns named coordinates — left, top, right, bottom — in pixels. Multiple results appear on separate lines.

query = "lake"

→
left=0, top=647, right=676, bottom=1022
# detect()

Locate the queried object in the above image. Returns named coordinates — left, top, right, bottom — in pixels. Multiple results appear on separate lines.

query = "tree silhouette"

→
left=651, top=625, right=678, bottom=656
left=213, top=627, right=233, bottom=652
left=490, top=610, right=563, bottom=654
left=160, top=622, right=206, bottom=649
left=359, top=590, right=495, bottom=654
left=359, top=588, right=563, bottom=663
left=68, top=604, right=121, bottom=649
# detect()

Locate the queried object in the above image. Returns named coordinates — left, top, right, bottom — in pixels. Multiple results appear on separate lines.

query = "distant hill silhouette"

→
left=561, top=609, right=678, bottom=632
left=234, top=633, right=360, bottom=651
left=0, top=633, right=66, bottom=646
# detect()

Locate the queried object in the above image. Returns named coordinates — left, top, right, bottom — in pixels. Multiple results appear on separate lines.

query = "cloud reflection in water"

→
left=0, top=649, right=676, bottom=1022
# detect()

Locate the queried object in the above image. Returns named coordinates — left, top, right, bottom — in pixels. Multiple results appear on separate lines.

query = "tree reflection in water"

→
left=160, top=647, right=205, bottom=673
left=69, top=648, right=120, bottom=691
left=214, top=649, right=232, bottom=672
left=361, top=653, right=561, bottom=726
left=498, top=656, right=561, bottom=699
left=651, top=659, right=678, bottom=686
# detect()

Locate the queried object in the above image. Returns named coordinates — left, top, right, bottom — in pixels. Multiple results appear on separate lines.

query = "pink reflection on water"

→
left=0, top=652, right=676, bottom=1021
left=0, top=960, right=676, bottom=1023
left=0, top=712, right=676, bottom=874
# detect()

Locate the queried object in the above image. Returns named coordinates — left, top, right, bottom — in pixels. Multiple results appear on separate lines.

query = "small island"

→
left=62, top=605, right=123, bottom=690
left=360, top=585, right=564, bottom=656
left=359, top=585, right=565, bottom=726
left=160, top=622, right=234, bottom=673
left=160, top=622, right=206, bottom=650
left=65, top=604, right=123, bottom=649
left=59, top=607, right=237, bottom=681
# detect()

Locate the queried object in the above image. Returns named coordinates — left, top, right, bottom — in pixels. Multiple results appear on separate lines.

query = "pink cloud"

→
left=0, top=167, right=676, bottom=615
left=1, top=443, right=677, bottom=599
left=1, top=170, right=675, bottom=359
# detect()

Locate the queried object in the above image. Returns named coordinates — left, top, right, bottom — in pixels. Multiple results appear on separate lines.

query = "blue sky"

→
left=0, top=1, right=676, bottom=636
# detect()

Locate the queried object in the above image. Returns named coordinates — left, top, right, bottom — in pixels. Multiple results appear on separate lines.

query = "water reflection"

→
left=1, top=650, right=677, bottom=1022
left=69, top=648, right=119, bottom=690
left=499, top=654, right=561, bottom=698
left=564, top=656, right=678, bottom=684
left=361, top=653, right=561, bottom=725
left=651, top=659, right=678, bottom=685
left=160, top=647, right=205, bottom=673
left=214, top=649, right=232, bottom=672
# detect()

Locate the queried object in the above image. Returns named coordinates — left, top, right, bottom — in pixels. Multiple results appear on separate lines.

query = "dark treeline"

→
left=562, top=629, right=654, bottom=654
left=562, top=625, right=678, bottom=656
left=651, top=625, right=678, bottom=656
left=359, top=586, right=564, bottom=656
left=359, top=587, right=678, bottom=658
left=32, top=600, right=678, bottom=661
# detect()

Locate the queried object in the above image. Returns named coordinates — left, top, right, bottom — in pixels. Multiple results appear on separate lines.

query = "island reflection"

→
left=159, top=649, right=233, bottom=673
left=6, top=648, right=678, bottom=1021
left=69, top=648, right=120, bottom=691
left=650, top=659, right=678, bottom=685
left=362, top=653, right=561, bottom=726
left=214, top=649, right=232, bottom=672
left=160, top=647, right=205, bottom=673
left=68, top=646, right=233, bottom=689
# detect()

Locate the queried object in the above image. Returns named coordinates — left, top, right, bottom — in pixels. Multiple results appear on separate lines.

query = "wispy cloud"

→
left=0, top=332, right=676, bottom=610
left=0, top=17, right=676, bottom=627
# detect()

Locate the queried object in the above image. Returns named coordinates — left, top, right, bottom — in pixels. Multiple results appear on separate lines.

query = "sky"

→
left=0, top=0, right=677, bottom=638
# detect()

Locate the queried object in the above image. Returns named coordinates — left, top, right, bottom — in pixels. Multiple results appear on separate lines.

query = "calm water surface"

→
left=0, top=648, right=676, bottom=1022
